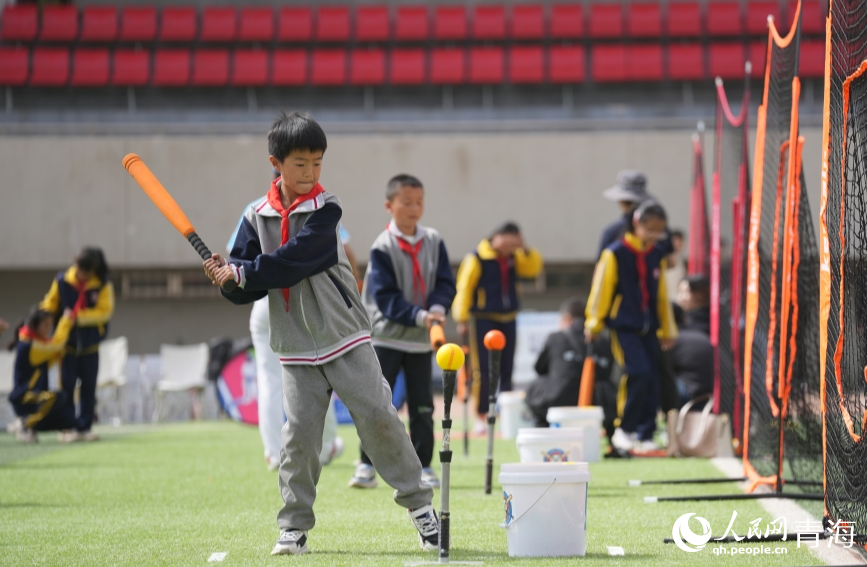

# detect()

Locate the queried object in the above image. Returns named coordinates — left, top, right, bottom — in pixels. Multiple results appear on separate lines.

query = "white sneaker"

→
left=321, top=437, right=344, bottom=466
left=408, top=504, right=439, bottom=551
left=15, top=428, right=37, bottom=443
left=6, top=417, right=22, bottom=434
left=348, top=463, right=378, bottom=488
left=266, top=455, right=279, bottom=472
left=611, top=428, right=637, bottom=452
left=58, top=430, right=81, bottom=443
left=634, top=440, right=660, bottom=453
left=80, top=431, right=100, bottom=442
left=421, top=467, right=440, bottom=488
left=271, top=529, right=309, bottom=555
left=472, top=420, right=487, bottom=436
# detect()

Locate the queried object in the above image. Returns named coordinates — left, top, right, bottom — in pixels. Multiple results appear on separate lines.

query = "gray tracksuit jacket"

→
left=362, top=221, right=456, bottom=352
left=222, top=186, right=371, bottom=365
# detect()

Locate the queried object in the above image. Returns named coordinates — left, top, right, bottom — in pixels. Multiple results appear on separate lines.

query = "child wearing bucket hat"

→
left=597, top=170, right=665, bottom=258
left=585, top=201, right=678, bottom=453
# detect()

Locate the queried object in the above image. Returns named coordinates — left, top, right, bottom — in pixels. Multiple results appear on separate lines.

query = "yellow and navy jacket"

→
left=40, top=266, right=114, bottom=353
left=452, top=239, right=544, bottom=323
left=9, top=314, right=73, bottom=406
left=586, top=233, right=677, bottom=339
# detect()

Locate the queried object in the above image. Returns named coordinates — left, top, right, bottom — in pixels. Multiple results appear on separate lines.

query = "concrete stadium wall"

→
left=0, top=127, right=824, bottom=269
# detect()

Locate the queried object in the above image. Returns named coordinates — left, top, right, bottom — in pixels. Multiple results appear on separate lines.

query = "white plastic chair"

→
left=96, top=336, right=128, bottom=425
left=153, top=343, right=209, bottom=422
left=0, top=351, right=14, bottom=396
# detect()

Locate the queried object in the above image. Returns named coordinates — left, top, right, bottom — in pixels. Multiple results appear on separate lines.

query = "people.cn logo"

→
left=671, top=513, right=712, bottom=552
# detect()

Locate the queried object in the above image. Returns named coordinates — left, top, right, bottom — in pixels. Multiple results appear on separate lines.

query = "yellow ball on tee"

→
left=436, top=343, right=465, bottom=371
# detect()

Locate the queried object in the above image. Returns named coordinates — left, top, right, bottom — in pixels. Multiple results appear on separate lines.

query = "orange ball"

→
left=484, top=330, right=506, bottom=351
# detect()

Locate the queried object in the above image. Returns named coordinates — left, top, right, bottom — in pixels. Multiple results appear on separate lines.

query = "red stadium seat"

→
left=748, top=41, right=767, bottom=78
left=473, top=5, right=505, bottom=39
left=80, top=7, right=118, bottom=42
left=238, top=8, right=274, bottom=42
left=0, top=48, right=29, bottom=86
left=706, top=2, right=743, bottom=36
left=746, top=1, right=780, bottom=36
left=350, top=49, right=385, bottom=85
left=153, top=49, right=191, bottom=86
left=71, top=48, right=109, bottom=86
left=627, top=44, right=663, bottom=81
left=589, top=3, right=623, bottom=39
left=192, top=49, right=229, bottom=85
left=271, top=49, right=307, bottom=85
left=787, top=0, right=823, bottom=35
left=799, top=39, right=824, bottom=78
left=430, top=48, right=465, bottom=84
left=592, top=45, right=625, bottom=82
left=356, top=6, right=390, bottom=41
left=508, top=45, right=543, bottom=84
left=667, top=2, right=701, bottom=37
left=316, top=6, right=350, bottom=42
left=434, top=6, right=467, bottom=40
left=389, top=49, right=425, bottom=84
left=1, top=5, right=38, bottom=42
left=469, top=47, right=503, bottom=84
left=119, top=7, right=157, bottom=42
left=111, top=50, right=150, bottom=86
left=395, top=6, right=429, bottom=41
left=40, top=6, right=78, bottom=42
left=708, top=42, right=746, bottom=79
left=159, top=7, right=197, bottom=42
left=550, top=4, right=583, bottom=38
left=668, top=43, right=705, bottom=80
left=277, top=8, right=312, bottom=42
left=201, top=7, right=237, bottom=42
left=549, top=45, right=585, bottom=83
left=311, top=49, right=346, bottom=85
left=509, top=4, right=544, bottom=39
left=231, top=50, right=269, bottom=85
left=628, top=3, right=662, bottom=38
left=30, top=48, right=69, bottom=86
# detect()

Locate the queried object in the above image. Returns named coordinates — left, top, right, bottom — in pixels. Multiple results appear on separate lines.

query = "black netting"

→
left=824, top=0, right=867, bottom=543
left=688, top=133, right=710, bottom=277
left=713, top=79, right=750, bottom=446
left=744, top=7, right=822, bottom=492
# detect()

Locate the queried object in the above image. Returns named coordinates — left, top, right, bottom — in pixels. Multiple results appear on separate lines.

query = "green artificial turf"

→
left=0, top=421, right=826, bottom=566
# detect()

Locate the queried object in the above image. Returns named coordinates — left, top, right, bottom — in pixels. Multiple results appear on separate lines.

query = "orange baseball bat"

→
left=430, top=321, right=446, bottom=350
left=577, top=341, right=595, bottom=407
left=122, top=153, right=235, bottom=291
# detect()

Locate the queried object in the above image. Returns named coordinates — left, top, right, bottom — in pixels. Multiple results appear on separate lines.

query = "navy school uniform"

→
left=40, top=266, right=115, bottom=432
left=9, top=316, right=77, bottom=431
left=586, top=232, right=677, bottom=441
left=452, top=239, right=544, bottom=415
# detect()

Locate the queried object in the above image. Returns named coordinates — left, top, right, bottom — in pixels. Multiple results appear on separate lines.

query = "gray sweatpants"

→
left=277, top=343, right=434, bottom=531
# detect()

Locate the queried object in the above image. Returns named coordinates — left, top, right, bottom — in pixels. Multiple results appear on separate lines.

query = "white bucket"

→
left=546, top=406, right=605, bottom=462
left=499, top=462, right=591, bottom=557
left=498, top=391, right=534, bottom=440
left=515, top=427, right=584, bottom=463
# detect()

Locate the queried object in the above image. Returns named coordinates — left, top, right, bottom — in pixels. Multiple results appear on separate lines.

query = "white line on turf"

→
left=607, top=546, right=625, bottom=556
left=207, top=552, right=227, bottom=562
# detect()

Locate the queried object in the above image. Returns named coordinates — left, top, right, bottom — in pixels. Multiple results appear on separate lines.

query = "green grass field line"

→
left=0, top=422, right=825, bottom=566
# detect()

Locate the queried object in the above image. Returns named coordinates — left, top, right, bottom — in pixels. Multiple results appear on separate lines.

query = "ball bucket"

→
left=516, top=427, right=584, bottom=463
left=499, top=462, right=591, bottom=557
left=546, top=406, right=604, bottom=462
left=498, top=391, right=534, bottom=440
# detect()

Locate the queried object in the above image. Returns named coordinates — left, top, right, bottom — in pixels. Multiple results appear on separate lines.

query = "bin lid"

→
left=515, top=427, right=584, bottom=442
left=547, top=406, right=604, bottom=420
left=499, top=462, right=591, bottom=484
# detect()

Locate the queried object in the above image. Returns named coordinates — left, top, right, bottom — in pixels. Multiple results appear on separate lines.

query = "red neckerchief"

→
left=620, top=237, right=651, bottom=313
left=19, top=326, right=40, bottom=342
left=496, top=256, right=511, bottom=309
left=267, top=178, right=325, bottom=312
left=395, top=236, right=426, bottom=305
left=74, top=277, right=88, bottom=314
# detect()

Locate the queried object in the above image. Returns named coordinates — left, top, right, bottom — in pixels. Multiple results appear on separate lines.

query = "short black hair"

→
left=268, top=111, right=327, bottom=163
left=628, top=201, right=667, bottom=232
left=8, top=307, right=53, bottom=350
left=560, top=296, right=586, bottom=319
left=76, top=247, right=108, bottom=283
left=685, top=275, right=710, bottom=296
left=492, top=221, right=521, bottom=237
left=672, top=303, right=685, bottom=327
left=386, top=174, right=424, bottom=201
left=671, top=229, right=685, bottom=239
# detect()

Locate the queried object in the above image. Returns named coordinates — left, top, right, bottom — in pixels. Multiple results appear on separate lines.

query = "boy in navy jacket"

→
left=206, top=112, right=438, bottom=556
left=351, top=174, right=456, bottom=490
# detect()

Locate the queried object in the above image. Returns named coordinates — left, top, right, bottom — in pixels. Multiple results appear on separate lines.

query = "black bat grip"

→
left=485, top=459, right=493, bottom=494
left=189, top=232, right=237, bottom=292
left=488, top=350, right=502, bottom=415
left=439, top=513, right=450, bottom=560
left=442, top=370, right=457, bottom=419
